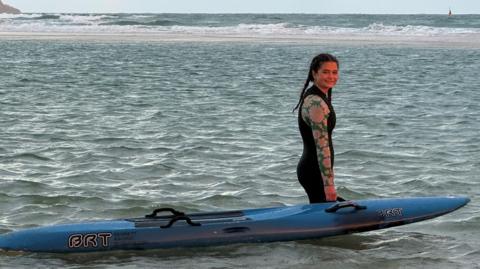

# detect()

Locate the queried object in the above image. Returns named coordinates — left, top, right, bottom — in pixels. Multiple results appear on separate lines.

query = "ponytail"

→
left=293, top=73, right=313, bottom=112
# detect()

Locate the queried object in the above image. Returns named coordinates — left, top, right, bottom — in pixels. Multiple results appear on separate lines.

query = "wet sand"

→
left=1, top=31, right=479, bottom=48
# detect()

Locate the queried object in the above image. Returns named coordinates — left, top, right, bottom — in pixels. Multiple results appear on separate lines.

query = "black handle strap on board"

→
left=161, top=215, right=202, bottom=228
left=145, top=207, right=201, bottom=228
left=145, top=207, right=185, bottom=218
left=325, top=201, right=367, bottom=213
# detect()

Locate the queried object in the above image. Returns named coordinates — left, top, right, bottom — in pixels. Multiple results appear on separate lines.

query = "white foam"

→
left=58, top=14, right=113, bottom=25
left=362, top=23, right=478, bottom=35
left=1, top=14, right=479, bottom=37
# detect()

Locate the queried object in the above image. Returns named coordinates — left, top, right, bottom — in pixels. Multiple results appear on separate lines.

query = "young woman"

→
left=294, top=53, right=343, bottom=203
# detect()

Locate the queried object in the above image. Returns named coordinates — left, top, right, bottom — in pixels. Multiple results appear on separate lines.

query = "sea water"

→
left=0, top=14, right=479, bottom=269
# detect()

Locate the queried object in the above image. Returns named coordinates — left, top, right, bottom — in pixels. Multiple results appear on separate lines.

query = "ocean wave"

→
left=1, top=14, right=479, bottom=37
left=35, top=14, right=61, bottom=20
left=363, top=22, right=478, bottom=35
left=305, top=22, right=478, bottom=35
left=5, top=153, right=52, bottom=162
left=100, top=19, right=182, bottom=27
left=1, top=24, right=478, bottom=37
left=4, top=14, right=61, bottom=20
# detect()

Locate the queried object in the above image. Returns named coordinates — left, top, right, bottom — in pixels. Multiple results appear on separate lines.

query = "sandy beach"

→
left=1, top=31, right=479, bottom=48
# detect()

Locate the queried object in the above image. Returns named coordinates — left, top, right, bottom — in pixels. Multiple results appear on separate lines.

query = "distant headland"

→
left=0, top=0, right=20, bottom=14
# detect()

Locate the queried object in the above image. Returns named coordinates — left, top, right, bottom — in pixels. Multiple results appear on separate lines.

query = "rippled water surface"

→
left=0, top=39, right=479, bottom=268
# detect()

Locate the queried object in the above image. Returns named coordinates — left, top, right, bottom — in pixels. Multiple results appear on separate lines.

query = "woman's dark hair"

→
left=293, top=53, right=339, bottom=112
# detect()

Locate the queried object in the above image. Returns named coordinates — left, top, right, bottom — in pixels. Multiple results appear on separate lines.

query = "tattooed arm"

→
left=301, top=95, right=337, bottom=201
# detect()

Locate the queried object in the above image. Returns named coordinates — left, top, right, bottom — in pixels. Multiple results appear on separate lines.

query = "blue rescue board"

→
left=0, top=196, right=469, bottom=253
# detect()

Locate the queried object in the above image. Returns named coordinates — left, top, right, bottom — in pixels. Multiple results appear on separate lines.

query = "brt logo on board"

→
left=68, top=233, right=112, bottom=248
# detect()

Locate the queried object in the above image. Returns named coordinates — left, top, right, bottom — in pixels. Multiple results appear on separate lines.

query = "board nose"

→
left=454, top=196, right=470, bottom=206
left=443, top=196, right=470, bottom=212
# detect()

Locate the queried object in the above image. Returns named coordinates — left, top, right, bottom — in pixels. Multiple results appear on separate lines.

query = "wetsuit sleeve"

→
left=301, top=95, right=337, bottom=201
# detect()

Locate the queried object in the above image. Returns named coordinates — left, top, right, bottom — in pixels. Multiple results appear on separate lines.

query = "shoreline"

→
left=1, top=31, right=480, bottom=48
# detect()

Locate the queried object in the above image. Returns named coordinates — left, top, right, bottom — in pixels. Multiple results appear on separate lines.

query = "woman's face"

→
left=312, top=61, right=339, bottom=91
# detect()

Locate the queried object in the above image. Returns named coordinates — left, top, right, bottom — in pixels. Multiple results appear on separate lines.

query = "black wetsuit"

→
left=297, top=85, right=336, bottom=203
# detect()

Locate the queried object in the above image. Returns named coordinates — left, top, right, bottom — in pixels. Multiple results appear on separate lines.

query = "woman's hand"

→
left=324, top=185, right=337, bottom=202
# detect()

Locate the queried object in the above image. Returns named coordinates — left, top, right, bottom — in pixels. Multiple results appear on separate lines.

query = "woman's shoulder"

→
left=303, top=94, right=326, bottom=107
left=301, top=94, right=329, bottom=124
